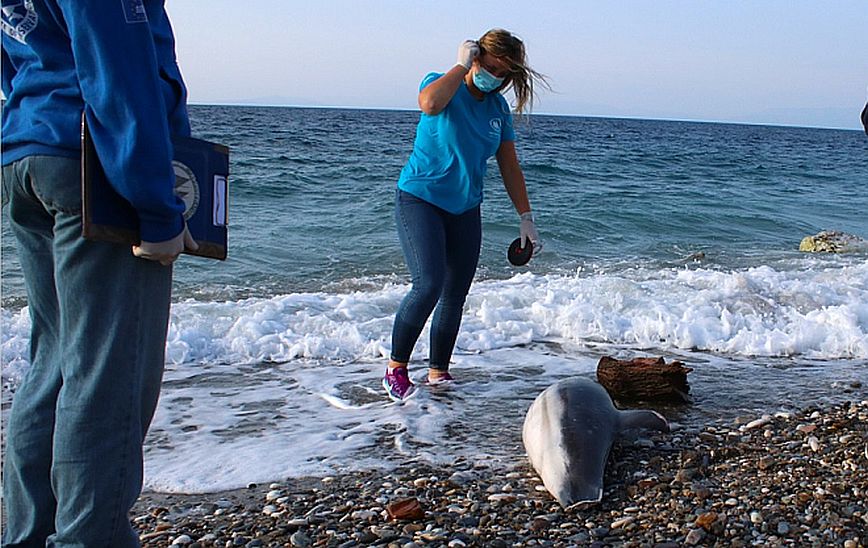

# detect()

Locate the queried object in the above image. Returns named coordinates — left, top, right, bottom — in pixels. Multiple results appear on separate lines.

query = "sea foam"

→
left=2, top=263, right=865, bottom=492
left=3, top=263, right=867, bottom=388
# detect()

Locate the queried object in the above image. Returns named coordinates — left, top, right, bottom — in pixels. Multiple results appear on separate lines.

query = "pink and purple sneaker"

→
left=383, top=367, right=416, bottom=401
left=427, top=371, right=454, bottom=386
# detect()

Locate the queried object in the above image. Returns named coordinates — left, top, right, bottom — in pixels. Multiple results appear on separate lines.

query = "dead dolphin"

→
left=522, top=377, right=669, bottom=508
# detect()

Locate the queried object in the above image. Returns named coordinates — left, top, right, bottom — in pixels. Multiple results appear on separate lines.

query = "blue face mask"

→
left=472, top=66, right=505, bottom=93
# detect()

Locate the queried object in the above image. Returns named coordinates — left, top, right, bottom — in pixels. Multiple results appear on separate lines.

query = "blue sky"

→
left=166, top=1, right=868, bottom=129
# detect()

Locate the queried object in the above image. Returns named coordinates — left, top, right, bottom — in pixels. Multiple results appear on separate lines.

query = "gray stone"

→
left=684, top=528, right=705, bottom=545
left=567, top=532, right=590, bottom=543
left=290, top=531, right=311, bottom=547
left=590, top=527, right=610, bottom=538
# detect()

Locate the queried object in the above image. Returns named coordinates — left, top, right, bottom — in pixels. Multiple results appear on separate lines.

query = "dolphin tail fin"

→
left=618, top=409, right=669, bottom=433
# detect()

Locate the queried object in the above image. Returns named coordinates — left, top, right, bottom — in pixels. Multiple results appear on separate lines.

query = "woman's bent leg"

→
left=390, top=190, right=449, bottom=364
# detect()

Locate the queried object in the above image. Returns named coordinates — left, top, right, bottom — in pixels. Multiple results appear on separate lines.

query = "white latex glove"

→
left=519, top=211, right=542, bottom=255
left=132, top=224, right=199, bottom=266
left=456, top=40, right=480, bottom=71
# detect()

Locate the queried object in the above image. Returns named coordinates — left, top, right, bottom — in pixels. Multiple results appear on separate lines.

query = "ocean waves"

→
left=3, top=262, right=866, bottom=388
left=5, top=259, right=864, bottom=492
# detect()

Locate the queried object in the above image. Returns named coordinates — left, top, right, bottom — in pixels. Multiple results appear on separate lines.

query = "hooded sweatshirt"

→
left=1, top=0, right=190, bottom=241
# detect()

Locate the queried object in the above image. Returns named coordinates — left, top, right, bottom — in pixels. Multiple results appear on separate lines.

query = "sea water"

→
left=2, top=106, right=867, bottom=493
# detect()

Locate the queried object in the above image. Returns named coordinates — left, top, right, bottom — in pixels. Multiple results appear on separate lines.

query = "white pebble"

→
left=171, top=535, right=192, bottom=546
left=448, top=471, right=475, bottom=486
left=750, top=511, right=763, bottom=524
left=262, top=505, right=278, bottom=515
left=808, top=436, right=820, bottom=452
left=610, top=516, right=636, bottom=529
left=350, top=510, right=377, bottom=521
left=265, top=489, right=283, bottom=502
left=743, top=415, right=772, bottom=430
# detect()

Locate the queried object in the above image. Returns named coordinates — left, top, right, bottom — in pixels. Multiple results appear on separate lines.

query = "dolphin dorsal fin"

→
left=618, top=409, right=670, bottom=433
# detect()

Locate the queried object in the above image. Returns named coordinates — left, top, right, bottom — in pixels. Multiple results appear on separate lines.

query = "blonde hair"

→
left=478, top=28, right=549, bottom=116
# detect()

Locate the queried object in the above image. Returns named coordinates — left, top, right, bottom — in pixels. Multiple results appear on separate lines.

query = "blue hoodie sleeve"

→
left=59, top=0, right=185, bottom=242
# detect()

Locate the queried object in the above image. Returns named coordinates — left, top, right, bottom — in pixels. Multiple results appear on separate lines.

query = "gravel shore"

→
left=132, top=399, right=867, bottom=548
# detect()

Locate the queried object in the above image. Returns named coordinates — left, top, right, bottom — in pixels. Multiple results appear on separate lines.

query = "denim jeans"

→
left=1, top=156, right=173, bottom=547
left=391, top=189, right=481, bottom=370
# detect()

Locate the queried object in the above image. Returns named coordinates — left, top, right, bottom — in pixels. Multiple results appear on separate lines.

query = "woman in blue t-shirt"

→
left=384, top=28, right=548, bottom=400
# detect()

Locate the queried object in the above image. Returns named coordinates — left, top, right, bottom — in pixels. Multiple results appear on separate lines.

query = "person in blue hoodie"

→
left=383, top=29, right=548, bottom=401
left=1, top=1, right=196, bottom=545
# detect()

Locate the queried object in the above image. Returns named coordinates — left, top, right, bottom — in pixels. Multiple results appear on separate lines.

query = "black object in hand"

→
left=507, top=237, right=533, bottom=266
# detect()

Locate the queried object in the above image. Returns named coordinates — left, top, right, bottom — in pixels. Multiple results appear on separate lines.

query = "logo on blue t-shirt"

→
left=1, top=0, right=38, bottom=44
left=490, top=118, right=502, bottom=133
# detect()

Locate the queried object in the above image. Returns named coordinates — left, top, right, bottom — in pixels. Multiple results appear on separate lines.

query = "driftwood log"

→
left=596, top=356, right=692, bottom=404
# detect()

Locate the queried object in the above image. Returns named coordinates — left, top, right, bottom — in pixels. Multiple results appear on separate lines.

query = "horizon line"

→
left=186, top=101, right=860, bottom=132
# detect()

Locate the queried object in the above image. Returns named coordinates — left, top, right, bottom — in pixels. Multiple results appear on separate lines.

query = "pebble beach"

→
left=131, top=398, right=867, bottom=548
left=3, top=108, right=867, bottom=548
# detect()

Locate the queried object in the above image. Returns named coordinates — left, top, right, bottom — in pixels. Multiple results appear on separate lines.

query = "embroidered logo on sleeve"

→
left=121, top=0, right=148, bottom=23
left=1, top=0, right=38, bottom=44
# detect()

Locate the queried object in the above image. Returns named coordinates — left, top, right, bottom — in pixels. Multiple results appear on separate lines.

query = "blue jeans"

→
left=1, top=156, right=173, bottom=547
left=391, top=189, right=481, bottom=370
